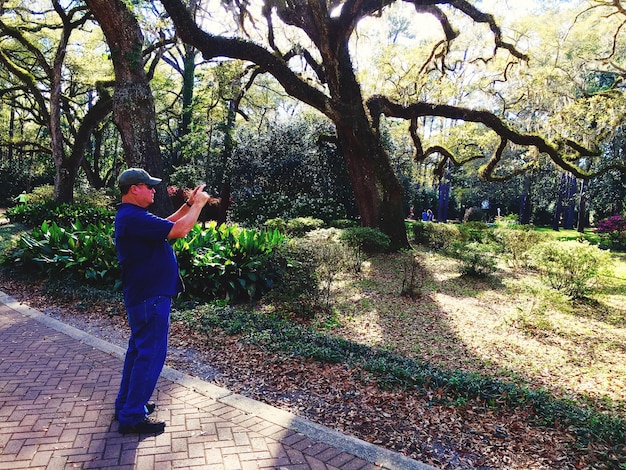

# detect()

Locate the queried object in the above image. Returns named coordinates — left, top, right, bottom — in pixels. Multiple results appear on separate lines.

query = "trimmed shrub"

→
left=527, top=241, right=613, bottom=299
left=494, top=227, right=548, bottom=269
left=328, top=219, right=358, bottom=229
left=264, top=218, right=287, bottom=233
left=286, top=217, right=325, bottom=236
left=458, top=221, right=491, bottom=243
left=409, top=221, right=429, bottom=245
left=340, top=226, right=390, bottom=254
left=449, top=241, right=498, bottom=277
left=408, top=221, right=464, bottom=251
left=260, top=238, right=320, bottom=318
left=424, top=223, right=463, bottom=250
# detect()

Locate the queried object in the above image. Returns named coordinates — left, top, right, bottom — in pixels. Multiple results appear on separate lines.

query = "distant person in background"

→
left=114, top=168, right=210, bottom=435
left=422, top=209, right=428, bottom=222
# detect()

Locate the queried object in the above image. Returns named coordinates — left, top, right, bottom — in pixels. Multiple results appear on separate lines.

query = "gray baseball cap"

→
left=118, top=168, right=162, bottom=188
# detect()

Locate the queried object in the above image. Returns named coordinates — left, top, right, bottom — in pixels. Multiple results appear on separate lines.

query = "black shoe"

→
left=114, top=402, right=156, bottom=420
left=119, top=417, right=166, bottom=435
left=145, top=402, right=157, bottom=415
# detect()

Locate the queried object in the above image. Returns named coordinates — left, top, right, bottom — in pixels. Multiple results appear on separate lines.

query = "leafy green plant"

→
left=286, top=216, right=325, bottom=236
left=399, top=250, right=427, bottom=298
left=409, top=221, right=463, bottom=250
left=264, top=217, right=287, bottom=233
left=408, top=221, right=428, bottom=245
left=5, top=220, right=120, bottom=286
left=339, top=226, right=390, bottom=273
left=173, top=222, right=287, bottom=301
left=328, top=219, right=358, bottom=229
left=493, top=227, right=548, bottom=269
left=449, top=241, right=498, bottom=276
left=6, top=201, right=115, bottom=228
left=260, top=239, right=320, bottom=318
left=527, top=241, right=613, bottom=299
left=302, top=228, right=350, bottom=311
left=458, top=221, right=491, bottom=242
left=340, top=226, right=390, bottom=253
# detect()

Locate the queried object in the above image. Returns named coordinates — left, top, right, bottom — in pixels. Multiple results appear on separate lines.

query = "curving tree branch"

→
left=366, top=94, right=618, bottom=180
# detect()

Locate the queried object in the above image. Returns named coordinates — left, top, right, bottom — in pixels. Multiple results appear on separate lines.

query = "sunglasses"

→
left=136, top=183, right=156, bottom=190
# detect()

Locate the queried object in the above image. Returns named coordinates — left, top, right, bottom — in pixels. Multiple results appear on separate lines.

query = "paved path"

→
left=0, top=291, right=436, bottom=470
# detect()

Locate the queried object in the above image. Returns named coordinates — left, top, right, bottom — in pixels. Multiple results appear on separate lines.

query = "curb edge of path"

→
left=0, top=290, right=437, bottom=470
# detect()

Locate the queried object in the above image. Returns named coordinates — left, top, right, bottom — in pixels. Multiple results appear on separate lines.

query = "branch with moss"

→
left=366, top=95, right=620, bottom=180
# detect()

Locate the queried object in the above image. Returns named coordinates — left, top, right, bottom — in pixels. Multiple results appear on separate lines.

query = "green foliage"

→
left=0, top=165, right=52, bottom=206
left=408, top=221, right=429, bottom=245
left=3, top=218, right=291, bottom=302
left=260, top=239, right=320, bottom=318
left=301, top=228, right=351, bottom=311
left=172, top=222, right=287, bottom=301
left=0, top=224, right=28, bottom=263
left=286, top=216, right=324, bottom=236
left=5, top=186, right=115, bottom=229
left=449, top=241, right=498, bottom=277
left=264, top=218, right=287, bottom=233
left=458, top=221, right=491, bottom=243
left=408, top=221, right=463, bottom=250
left=340, top=227, right=391, bottom=253
left=229, top=118, right=355, bottom=225
left=6, top=201, right=115, bottom=228
left=4, top=220, right=120, bottom=286
left=527, top=241, right=613, bottom=299
left=339, top=227, right=390, bottom=273
left=399, top=250, right=427, bottom=298
left=13, top=184, right=113, bottom=209
left=328, top=219, right=358, bottom=229
left=232, top=193, right=345, bottom=227
left=494, top=227, right=549, bottom=269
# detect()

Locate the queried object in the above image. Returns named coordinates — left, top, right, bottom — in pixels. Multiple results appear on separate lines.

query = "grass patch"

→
left=173, top=301, right=626, bottom=447
left=534, top=227, right=600, bottom=244
left=0, top=223, right=27, bottom=255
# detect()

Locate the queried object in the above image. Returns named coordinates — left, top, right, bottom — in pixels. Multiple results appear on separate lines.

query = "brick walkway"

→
left=0, top=292, right=435, bottom=470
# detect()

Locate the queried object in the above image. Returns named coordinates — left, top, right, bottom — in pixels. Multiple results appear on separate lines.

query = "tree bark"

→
left=84, top=0, right=171, bottom=216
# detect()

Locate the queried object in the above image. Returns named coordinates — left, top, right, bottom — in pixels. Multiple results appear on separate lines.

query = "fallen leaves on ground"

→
left=0, top=274, right=623, bottom=469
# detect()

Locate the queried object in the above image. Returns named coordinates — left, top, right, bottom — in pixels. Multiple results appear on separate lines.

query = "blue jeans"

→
left=115, top=296, right=171, bottom=427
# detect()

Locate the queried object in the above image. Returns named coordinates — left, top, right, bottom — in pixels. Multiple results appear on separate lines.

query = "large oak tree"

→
left=155, top=0, right=621, bottom=249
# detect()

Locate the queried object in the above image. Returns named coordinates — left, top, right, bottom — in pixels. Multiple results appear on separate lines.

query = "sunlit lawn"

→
left=329, top=240, right=626, bottom=418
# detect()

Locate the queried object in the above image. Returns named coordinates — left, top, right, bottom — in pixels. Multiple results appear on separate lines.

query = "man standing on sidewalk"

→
left=114, top=168, right=210, bottom=435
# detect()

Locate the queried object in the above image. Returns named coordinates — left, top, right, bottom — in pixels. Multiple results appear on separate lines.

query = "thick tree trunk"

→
left=334, top=121, right=407, bottom=250
left=325, top=45, right=409, bottom=250
left=84, top=0, right=171, bottom=216
left=50, top=9, right=71, bottom=204
left=564, top=174, right=577, bottom=230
